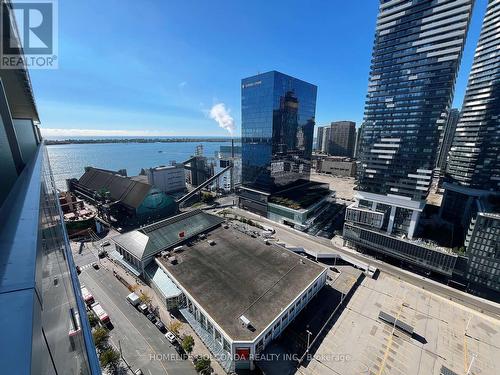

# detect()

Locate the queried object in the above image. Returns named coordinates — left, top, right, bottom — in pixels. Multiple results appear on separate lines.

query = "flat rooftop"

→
left=269, top=181, right=330, bottom=210
left=159, top=226, right=325, bottom=341
left=300, top=273, right=500, bottom=375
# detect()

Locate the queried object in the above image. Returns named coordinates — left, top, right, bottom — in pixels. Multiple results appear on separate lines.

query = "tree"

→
left=139, top=292, right=152, bottom=305
left=168, top=320, right=182, bottom=336
left=181, top=335, right=195, bottom=355
left=194, top=356, right=211, bottom=373
left=99, top=348, right=121, bottom=373
left=93, top=327, right=110, bottom=352
left=88, top=312, right=99, bottom=328
left=201, top=192, right=215, bottom=203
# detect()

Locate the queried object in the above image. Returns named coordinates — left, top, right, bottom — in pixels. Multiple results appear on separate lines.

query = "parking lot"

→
left=76, top=242, right=196, bottom=375
left=299, top=272, right=500, bottom=375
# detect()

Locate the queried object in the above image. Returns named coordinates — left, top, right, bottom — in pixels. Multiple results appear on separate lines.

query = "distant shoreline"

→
left=44, top=137, right=238, bottom=146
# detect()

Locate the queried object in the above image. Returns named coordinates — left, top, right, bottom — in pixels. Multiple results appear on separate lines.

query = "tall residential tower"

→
left=343, top=0, right=474, bottom=275
left=446, top=0, right=500, bottom=191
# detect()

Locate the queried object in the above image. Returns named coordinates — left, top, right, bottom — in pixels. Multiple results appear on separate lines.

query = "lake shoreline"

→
left=44, top=137, right=237, bottom=146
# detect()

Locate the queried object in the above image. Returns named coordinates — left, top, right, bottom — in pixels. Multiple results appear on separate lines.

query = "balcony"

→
left=0, top=145, right=100, bottom=374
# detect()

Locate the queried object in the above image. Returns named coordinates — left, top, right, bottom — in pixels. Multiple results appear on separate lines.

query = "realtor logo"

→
left=1, top=0, right=58, bottom=69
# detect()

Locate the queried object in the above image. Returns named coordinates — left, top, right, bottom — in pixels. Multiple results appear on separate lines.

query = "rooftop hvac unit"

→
left=168, top=256, right=178, bottom=265
left=173, top=246, right=183, bottom=252
left=240, top=315, right=251, bottom=327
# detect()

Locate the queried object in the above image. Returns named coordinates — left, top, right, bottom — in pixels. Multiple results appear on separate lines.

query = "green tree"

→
left=194, top=356, right=211, bottom=373
left=92, top=327, right=110, bottom=352
left=99, top=348, right=121, bottom=373
left=168, top=320, right=182, bottom=336
left=182, top=335, right=195, bottom=355
left=88, top=312, right=99, bottom=328
left=139, top=292, right=152, bottom=305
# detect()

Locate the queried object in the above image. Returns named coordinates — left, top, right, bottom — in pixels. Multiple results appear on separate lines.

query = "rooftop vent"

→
left=239, top=315, right=255, bottom=331
left=168, top=256, right=178, bottom=265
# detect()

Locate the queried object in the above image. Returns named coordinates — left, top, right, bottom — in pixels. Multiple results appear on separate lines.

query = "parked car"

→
left=134, top=369, right=143, bottom=375
left=102, top=241, right=111, bottom=247
left=126, top=292, right=141, bottom=307
left=76, top=266, right=82, bottom=274
left=92, top=262, right=99, bottom=270
left=98, top=250, right=107, bottom=258
left=147, top=313, right=157, bottom=323
left=155, top=320, right=166, bottom=333
left=165, top=332, right=176, bottom=344
left=138, top=304, right=149, bottom=314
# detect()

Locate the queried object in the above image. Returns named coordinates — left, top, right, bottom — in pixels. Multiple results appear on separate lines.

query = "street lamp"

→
left=306, top=330, right=312, bottom=354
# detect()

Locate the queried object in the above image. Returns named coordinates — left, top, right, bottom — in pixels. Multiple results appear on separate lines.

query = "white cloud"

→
left=209, top=103, right=235, bottom=134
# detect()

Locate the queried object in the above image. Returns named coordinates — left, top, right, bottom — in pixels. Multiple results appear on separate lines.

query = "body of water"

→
left=47, top=141, right=231, bottom=191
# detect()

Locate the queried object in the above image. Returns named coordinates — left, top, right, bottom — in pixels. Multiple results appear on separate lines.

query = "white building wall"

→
left=145, top=164, right=186, bottom=193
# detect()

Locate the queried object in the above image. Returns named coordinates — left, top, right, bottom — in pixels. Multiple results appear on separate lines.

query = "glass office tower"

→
left=239, top=71, right=317, bottom=214
left=446, top=0, right=500, bottom=191
left=346, top=0, right=473, bottom=240
left=0, top=1, right=100, bottom=373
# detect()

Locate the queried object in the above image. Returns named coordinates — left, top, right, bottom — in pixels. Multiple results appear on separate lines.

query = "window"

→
left=223, top=338, right=231, bottom=352
left=274, top=321, right=281, bottom=331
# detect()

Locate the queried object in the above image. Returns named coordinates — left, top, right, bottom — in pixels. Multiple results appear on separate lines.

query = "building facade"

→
left=316, top=126, right=324, bottom=151
left=446, top=0, right=500, bottom=191
left=346, top=0, right=473, bottom=242
left=328, top=121, right=356, bottom=157
left=0, top=2, right=100, bottom=371
left=240, top=71, right=317, bottom=193
left=436, top=108, right=460, bottom=172
left=315, top=156, right=357, bottom=177
left=464, top=211, right=500, bottom=294
left=144, top=164, right=186, bottom=193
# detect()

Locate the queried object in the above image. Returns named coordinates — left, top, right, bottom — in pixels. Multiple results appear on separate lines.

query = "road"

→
left=227, top=207, right=500, bottom=320
left=79, top=266, right=196, bottom=375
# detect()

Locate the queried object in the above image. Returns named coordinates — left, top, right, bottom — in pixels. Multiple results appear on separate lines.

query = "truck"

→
left=126, top=292, right=140, bottom=307
left=80, top=285, right=94, bottom=305
left=91, top=302, right=110, bottom=325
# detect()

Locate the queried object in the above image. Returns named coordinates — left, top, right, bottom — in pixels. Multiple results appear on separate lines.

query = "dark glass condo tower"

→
left=446, top=0, right=500, bottom=191
left=345, top=0, right=473, bottom=240
left=239, top=71, right=317, bottom=214
left=440, top=0, right=500, bottom=246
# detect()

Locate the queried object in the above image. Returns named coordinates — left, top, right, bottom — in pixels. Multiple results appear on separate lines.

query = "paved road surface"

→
left=79, top=267, right=196, bottom=375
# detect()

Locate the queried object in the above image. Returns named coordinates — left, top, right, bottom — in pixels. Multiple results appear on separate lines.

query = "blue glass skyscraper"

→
left=239, top=71, right=317, bottom=214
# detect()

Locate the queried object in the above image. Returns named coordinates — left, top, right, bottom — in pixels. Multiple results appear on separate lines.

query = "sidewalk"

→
left=100, top=255, right=227, bottom=375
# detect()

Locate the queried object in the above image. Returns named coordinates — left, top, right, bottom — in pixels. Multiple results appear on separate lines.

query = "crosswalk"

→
left=79, top=263, right=95, bottom=271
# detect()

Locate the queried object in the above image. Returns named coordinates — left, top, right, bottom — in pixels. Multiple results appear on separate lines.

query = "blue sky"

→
left=31, top=0, right=488, bottom=137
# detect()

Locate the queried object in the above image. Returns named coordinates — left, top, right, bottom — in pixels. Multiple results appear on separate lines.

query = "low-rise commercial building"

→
left=144, top=163, right=186, bottom=194
left=111, top=210, right=224, bottom=275
left=70, top=167, right=177, bottom=227
left=156, top=225, right=327, bottom=372
left=314, top=155, right=356, bottom=177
